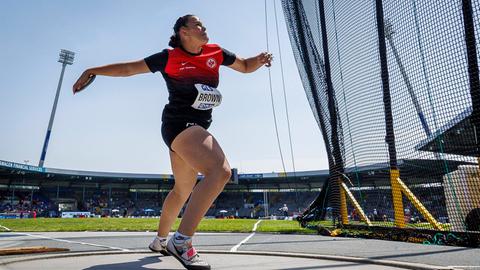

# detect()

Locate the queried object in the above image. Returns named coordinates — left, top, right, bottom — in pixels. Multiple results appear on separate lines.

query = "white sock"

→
left=173, top=231, right=191, bottom=246
left=155, top=235, right=167, bottom=242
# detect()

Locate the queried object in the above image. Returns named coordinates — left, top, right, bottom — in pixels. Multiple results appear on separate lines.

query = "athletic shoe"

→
left=148, top=236, right=170, bottom=256
left=166, top=237, right=211, bottom=270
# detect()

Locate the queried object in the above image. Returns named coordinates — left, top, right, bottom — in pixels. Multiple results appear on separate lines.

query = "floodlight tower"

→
left=38, top=49, right=75, bottom=167
left=384, top=19, right=432, bottom=137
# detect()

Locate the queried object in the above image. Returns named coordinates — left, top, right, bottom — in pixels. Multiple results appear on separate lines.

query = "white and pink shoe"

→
left=166, top=237, right=210, bottom=270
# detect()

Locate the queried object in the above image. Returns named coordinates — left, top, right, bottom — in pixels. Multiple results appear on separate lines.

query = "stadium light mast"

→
left=38, top=49, right=75, bottom=167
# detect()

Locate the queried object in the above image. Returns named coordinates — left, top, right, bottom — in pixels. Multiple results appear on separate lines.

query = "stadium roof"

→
left=0, top=159, right=328, bottom=180
left=0, top=160, right=329, bottom=190
left=416, top=106, right=478, bottom=157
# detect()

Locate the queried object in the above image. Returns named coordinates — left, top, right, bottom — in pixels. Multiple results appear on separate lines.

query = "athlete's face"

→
left=182, top=16, right=209, bottom=45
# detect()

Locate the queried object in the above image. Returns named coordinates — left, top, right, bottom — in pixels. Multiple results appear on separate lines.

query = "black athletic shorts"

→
left=161, top=120, right=211, bottom=151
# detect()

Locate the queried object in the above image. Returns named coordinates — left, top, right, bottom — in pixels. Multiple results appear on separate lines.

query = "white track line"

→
left=230, top=220, right=262, bottom=252
left=3, top=230, right=130, bottom=251
left=0, top=225, right=11, bottom=231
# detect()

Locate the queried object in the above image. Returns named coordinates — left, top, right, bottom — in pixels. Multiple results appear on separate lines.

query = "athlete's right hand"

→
left=73, top=70, right=95, bottom=95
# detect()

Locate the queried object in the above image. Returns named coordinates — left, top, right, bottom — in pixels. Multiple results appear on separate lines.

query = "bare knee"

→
left=170, top=186, right=192, bottom=201
left=204, top=165, right=231, bottom=185
left=221, top=166, right=232, bottom=182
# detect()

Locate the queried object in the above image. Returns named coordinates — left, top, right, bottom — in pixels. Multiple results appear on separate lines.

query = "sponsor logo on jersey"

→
left=206, top=58, right=217, bottom=68
left=179, top=66, right=196, bottom=71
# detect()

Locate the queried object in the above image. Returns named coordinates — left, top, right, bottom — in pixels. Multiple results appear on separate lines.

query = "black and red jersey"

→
left=144, top=44, right=236, bottom=123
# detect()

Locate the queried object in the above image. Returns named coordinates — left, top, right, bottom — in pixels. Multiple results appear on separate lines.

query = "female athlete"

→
left=73, top=14, right=272, bottom=270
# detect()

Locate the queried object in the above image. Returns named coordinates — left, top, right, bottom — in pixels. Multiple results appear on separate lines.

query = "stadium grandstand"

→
left=0, top=158, right=471, bottom=226
left=0, top=159, right=325, bottom=220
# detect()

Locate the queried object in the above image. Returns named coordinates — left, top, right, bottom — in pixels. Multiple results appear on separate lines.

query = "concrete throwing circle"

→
left=0, top=252, right=424, bottom=270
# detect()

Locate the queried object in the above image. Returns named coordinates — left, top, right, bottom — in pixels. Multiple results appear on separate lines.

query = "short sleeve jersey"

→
left=144, top=44, right=236, bottom=123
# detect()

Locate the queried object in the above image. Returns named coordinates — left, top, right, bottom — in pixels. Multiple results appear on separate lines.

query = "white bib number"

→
left=191, top=84, right=222, bottom=110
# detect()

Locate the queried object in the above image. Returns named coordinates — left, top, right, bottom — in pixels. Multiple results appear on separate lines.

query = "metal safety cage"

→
left=282, top=0, right=480, bottom=247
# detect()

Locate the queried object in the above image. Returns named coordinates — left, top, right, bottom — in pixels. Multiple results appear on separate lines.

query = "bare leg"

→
left=171, top=126, right=231, bottom=236
left=156, top=150, right=198, bottom=237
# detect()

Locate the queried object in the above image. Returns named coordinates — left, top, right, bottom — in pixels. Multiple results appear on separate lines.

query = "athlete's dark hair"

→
left=169, top=14, right=195, bottom=48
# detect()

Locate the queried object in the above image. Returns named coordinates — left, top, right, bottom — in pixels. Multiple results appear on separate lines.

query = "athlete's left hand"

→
left=258, top=52, right=273, bottom=67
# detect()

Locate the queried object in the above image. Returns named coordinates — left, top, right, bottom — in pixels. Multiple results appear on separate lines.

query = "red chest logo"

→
left=206, top=58, right=217, bottom=69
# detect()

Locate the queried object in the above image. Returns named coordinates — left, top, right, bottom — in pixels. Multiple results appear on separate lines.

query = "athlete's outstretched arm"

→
left=73, top=60, right=150, bottom=94
left=228, top=52, right=272, bottom=73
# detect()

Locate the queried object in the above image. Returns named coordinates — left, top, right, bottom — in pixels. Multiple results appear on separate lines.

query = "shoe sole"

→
left=166, top=243, right=211, bottom=270
left=148, top=245, right=170, bottom=256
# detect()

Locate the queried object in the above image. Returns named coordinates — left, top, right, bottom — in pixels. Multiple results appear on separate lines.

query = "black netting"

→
left=283, top=0, right=480, bottom=246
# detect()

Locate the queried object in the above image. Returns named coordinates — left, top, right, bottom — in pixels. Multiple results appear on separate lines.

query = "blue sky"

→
left=0, top=0, right=328, bottom=174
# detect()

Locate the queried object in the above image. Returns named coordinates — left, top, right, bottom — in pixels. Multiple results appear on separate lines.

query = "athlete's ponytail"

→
left=169, top=14, right=194, bottom=48
left=168, top=34, right=180, bottom=48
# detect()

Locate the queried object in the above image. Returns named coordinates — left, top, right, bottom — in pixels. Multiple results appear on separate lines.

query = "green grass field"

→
left=0, top=218, right=316, bottom=234
left=1, top=218, right=464, bottom=246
